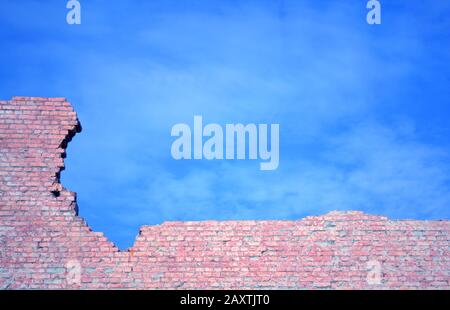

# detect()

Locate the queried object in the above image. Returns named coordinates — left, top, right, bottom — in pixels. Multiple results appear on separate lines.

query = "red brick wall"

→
left=0, top=96, right=449, bottom=289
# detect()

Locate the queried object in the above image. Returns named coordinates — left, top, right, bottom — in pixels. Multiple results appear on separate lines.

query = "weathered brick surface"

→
left=0, top=97, right=449, bottom=289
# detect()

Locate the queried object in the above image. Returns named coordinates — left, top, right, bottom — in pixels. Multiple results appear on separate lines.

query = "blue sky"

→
left=1, top=0, right=449, bottom=249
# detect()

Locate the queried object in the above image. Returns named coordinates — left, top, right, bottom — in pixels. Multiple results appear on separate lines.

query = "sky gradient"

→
left=1, top=0, right=449, bottom=249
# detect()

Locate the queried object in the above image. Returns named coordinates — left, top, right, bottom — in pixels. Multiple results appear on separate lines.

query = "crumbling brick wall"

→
left=0, top=96, right=449, bottom=289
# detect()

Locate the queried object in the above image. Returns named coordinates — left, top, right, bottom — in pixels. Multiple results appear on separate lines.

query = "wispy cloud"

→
left=113, top=120, right=450, bottom=224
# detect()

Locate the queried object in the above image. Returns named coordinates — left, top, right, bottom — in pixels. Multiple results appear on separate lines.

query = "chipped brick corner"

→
left=0, top=96, right=449, bottom=289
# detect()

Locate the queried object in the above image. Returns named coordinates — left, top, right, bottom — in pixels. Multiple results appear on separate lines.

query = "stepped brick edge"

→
left=0, top=97, right=449, bottom=289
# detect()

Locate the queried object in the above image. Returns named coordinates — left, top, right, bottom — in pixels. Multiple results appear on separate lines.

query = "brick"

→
left=0, top=96, right=449, bottom=289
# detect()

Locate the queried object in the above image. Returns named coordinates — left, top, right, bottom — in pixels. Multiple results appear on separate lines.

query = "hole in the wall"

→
left=73, top=202, right=79, bottom=216
left=57, top=101, right=450, bottom=252
left=55, top=171, right=61, bottom=182
left=54, top=120, right=82, bottom=198
left=60, top=121, right=82, bottom=150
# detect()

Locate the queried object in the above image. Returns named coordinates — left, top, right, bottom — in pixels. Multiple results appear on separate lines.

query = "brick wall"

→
left=0, top=96, right=449, bottom=289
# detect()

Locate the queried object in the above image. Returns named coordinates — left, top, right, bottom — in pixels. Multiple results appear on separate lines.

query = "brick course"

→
left=0, top=97, right=449, bottom=289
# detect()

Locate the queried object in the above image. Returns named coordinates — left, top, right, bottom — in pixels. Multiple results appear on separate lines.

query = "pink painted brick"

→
left=0, top=96, right=449, bottom=290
